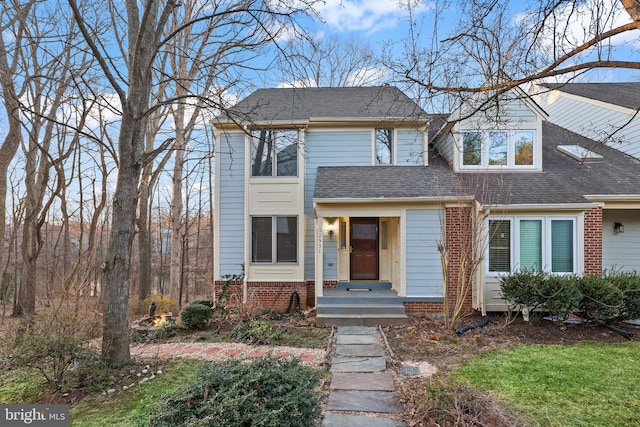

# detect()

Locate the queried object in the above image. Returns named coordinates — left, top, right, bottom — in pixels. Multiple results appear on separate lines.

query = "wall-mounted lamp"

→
left=614, top=222, right=625, bottom=234
left=326, top=217, right=337, bottom=239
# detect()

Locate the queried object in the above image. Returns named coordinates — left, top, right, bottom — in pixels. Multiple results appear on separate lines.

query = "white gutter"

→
left=482, top=202, right=600, bottom=212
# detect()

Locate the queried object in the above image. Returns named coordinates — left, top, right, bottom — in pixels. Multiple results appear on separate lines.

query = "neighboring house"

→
left=532, top=82, right=640, bottom=159
left=213, top=85, right=640, bottom=320
left=532, top=82, right=640, bottom=277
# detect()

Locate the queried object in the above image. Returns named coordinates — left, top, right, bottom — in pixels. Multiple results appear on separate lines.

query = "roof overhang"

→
left=481, top=202, right=601, bottom=213
left=584, top=194, right=640, bottom=209
left=213, top=117, right=430, bottom=131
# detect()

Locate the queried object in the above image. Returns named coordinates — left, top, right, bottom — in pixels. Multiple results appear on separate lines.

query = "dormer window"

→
left=461, top=130, right=535, bottom=169
left=250, top=129, right=298, bottom=177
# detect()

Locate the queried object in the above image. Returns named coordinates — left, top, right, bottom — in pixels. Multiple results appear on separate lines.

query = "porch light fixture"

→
left=326, top=217, right=337, bottom=239
left=614, top=222, right=625, bottom=234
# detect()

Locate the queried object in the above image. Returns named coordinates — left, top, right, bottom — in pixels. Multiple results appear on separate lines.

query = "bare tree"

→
left=0, top=1, right=35, bottom=308
left=9, top=1, right=91, bottom=316
left=276, top=34, right=384, bottom=87
left=69, top=0, right=318, bottom=365
left=390, top=0, right=640, bottom=110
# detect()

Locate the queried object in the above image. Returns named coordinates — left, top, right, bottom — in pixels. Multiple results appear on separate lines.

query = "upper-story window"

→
left=375, top=128, right=393, bottom=165
left=461, top=130, right=535, bottom=168
left=250, top=129, right=298, bottom=177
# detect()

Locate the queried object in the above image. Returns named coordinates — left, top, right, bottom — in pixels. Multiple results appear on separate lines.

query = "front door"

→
left=350, top=218, right=379, bottom=280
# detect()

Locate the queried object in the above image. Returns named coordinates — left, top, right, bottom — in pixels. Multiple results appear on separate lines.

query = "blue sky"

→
left=273, top=0, right=640, bottom=87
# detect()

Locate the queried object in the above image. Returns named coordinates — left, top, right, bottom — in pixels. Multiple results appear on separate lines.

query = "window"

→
left=460, top=130, right=536, bottom=168
left=488, top=220, right=511, bottom=272
left=462, top=132, right=482, bottom=166
left=251, top=216, right=297, bottom=263
left=375, top=128, right=393, bottom=165
left=488, top=132, right=508, bottom=165
left=514, top=131, right=534, bottom=165
left=487, top=217, right=576, bottom=274
left=251, top=129, right=298, bottom=177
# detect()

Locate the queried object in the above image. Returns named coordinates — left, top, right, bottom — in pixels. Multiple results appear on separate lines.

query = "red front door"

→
left=350, top=218, right=379, bottom=280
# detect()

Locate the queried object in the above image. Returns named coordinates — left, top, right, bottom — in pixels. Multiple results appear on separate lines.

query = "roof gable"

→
left=216, top=86, right=429, bottom=126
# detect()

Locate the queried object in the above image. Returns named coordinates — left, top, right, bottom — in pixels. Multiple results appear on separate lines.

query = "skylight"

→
left=557, top=145, right=603, bottom=161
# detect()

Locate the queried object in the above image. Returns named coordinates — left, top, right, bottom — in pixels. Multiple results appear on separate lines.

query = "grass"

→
left=70, top=358, right=208, bottom=427
left=455, top=342, right=640, bottom=426
left=0, top=368, right=48, bottom=404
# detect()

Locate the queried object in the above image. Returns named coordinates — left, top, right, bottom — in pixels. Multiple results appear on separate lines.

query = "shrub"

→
left=0, top=308, right=101, bottom=390
left=230, top=320, right=281, bottom=345
left=500, top=270, right=640, bottom=322
left=577, top=275, right=623, bottom=320
left=188, top=299, right=213, bottom=308
left=179, top=303, right=213, bottom=330
left=136, top=293, right=176, bottom=316
left=539, top=274, right=582, bottom=318
left=149, top=356, right=323, bottom=427
left=499, top=269, right=548, bottom=311
left=607, top=271, right=640, bottom=320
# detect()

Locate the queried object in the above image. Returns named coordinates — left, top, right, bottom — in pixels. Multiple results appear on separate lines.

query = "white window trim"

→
left=459, top=129, right=539, bottom=170
left=372, top=128, right=396, bottom=166
left=486, top=215, right=578, bottom=276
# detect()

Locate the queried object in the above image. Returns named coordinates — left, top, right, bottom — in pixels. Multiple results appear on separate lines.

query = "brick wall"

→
left=214, top=280, right=308, bottom=311
left=584, top=207, right=603, bottom=276
left=444, top=206, right=475, bottom=314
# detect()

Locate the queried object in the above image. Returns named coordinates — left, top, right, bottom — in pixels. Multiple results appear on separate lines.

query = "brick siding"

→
left=583, top=207, right=603, bottom=276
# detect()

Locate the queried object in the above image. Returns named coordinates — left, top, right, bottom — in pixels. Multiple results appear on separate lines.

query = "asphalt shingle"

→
left=217, top=86, right=429, bottom=123
left=541, top=82, right=640, bottom=110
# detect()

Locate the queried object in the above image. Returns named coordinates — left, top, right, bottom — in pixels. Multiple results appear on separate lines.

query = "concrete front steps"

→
left=316, top=282, right=409, bottom=327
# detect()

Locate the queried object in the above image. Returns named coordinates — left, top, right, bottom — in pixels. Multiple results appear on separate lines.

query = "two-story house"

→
left=532, top=82, right=640, bottom=277
left=213, top=85, right=640, bottom=324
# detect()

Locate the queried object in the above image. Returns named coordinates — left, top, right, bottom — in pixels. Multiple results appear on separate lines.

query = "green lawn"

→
left=455, top=342, right=640, bottom=427
left=70, top=358, right=207, bottom=427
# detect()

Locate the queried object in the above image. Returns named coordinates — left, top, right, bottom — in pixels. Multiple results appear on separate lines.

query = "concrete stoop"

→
left=322, top=326, right=406, bottom=427
left=316, top=283, right=409, bottom=327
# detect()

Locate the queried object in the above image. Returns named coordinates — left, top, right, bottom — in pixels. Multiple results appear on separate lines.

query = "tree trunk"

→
left=101, top=114, right=144, bottom=364
left=169, top=106, right=186, bottom=310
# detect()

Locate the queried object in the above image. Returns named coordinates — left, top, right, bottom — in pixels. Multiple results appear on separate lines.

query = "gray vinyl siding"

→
left=396, top=129, right=425, bottom=165
left=405, top=209, right=444, bottom=296
left=217, top=132, right=245, bottom=276
left=434, top=132, right=455, bottom=164
left=304, top=130, right=372, bottom=279
left=323, top=234, right=338, bottom=280
left=464, top=96, right=538, bottom=124
left=539, top=93, right=640, bottom=159
left=602, top=210, right=640, bottom=272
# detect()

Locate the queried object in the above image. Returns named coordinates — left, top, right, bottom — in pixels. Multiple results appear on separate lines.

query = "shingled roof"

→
left=216, top=86, right=429, bottom=124
left=540, top=82, right=640, bottom=110
left=314, top=122, right=640, bottom=205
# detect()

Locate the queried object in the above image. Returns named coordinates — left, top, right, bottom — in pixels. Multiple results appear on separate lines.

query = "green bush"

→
left=187, top=299, right=213, bottom=308
left=230, top=320, right=281, bottom=345
left=499, top=269, right=548, bottom=311
left=577, top=275, right=623, bottom=320
left=179, top=303, right=213, bottom=330
left=500, top=270, right=640, bottom=322
left=606, top=271, right=640, bottom=320
left=149, top=356, right=323, bottom=427
left=539, top=274, right=581, bottom=318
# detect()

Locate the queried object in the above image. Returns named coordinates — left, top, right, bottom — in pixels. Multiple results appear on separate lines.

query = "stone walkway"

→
left=130, top=328, right=408, bottom=426
left=323, top=326, right=406, bottom=427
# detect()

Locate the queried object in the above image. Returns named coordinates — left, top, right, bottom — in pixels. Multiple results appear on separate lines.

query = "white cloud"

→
left=317, top=0, right=431, bottom=33
left=523, top=0, right=640, bottom=54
